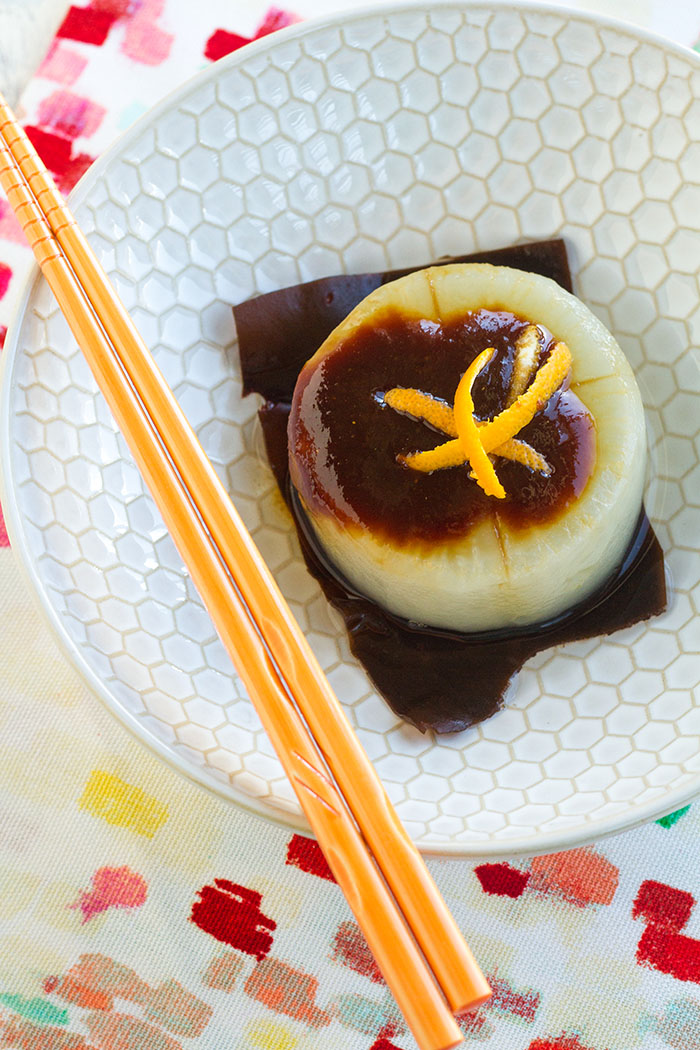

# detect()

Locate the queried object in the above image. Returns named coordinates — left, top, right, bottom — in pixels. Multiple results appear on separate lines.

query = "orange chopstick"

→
left=0, top=94, right=491, bottom=1019
left=0, top=100, right=490, bottom=1018
left=0, top=130, right=464, bottom=1050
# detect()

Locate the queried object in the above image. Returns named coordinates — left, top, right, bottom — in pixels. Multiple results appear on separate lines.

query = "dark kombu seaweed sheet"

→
left=233, top=240, right=666, bottom=732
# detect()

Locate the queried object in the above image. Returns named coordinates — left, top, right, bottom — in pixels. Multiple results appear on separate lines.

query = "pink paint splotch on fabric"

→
left=70, top=865, right=147, bottom=922
left=0, top=199, right=27, bottom=245
left=38, top=41, right=88, bottom=85
left=244, top=957, right=332, bottom=1027
left=529, top=848, right=619, bottom=907
left=0, top=504, right=10, bottom=548
left=0, top=262, right=12, bottom=300
left=120, top=0, right=173, bottom=66
left=38, top=91, right=106, bottom=140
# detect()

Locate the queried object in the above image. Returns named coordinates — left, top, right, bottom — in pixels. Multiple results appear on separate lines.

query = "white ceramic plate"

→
left=2, top=1, right=699, bottom=857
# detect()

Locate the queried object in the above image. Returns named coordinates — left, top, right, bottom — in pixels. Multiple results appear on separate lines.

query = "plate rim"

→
left=1, top=0, right=699, bottom=858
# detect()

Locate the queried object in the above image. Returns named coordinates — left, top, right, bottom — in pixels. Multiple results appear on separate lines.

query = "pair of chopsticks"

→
left=0, top=96, right=490, bottom=1048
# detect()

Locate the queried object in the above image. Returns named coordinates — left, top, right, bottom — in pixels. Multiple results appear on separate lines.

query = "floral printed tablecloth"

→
left=1, top=2, right=700, bottom=1049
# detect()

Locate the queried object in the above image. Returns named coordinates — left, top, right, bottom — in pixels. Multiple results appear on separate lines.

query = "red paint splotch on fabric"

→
left=527, top=1035, right=596, bottom=1050
left=70, top=865, right=147, bottom=922
left=39, top=41, right=89, bottom=85
left=0, top=326, right=6, bottom=350
left=634, top=880, right=700, bottom=983
left=57, top=0, right=172, bottom=66
left=45, top=954, right=211, bottom=1036
left=488, top=976, right=540, bottom=1022
left=38, top=91, right=106, bottom=139
left=370, top=1039, right=405, bottom=1050
left=0, top=1015, right=88, bottom=1050
left=634, top=879, right=694, bottom=929
left=204, top=7, right=299, bottom=62
left=285, top=833, right=336, bottom=881
left=244, top=957, right=332, bottom=1027
left=457, top=1008, right=493, bottom=1039
left=190, top=879, right=276, bottom=960
left=332, top=920, right=384, bottom=984
left=57, top=4, right=120, bottom=46
left=529, top=848, right=618, bottom=907
left=23, top=125, right=95, bottom=194
left=475, top=862, right=530, bottom=898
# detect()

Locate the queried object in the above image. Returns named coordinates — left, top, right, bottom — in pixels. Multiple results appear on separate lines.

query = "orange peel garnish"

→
left=479, top=340, right=572, bottom=453
left=384, top=388, right=455, bottom=436
left=452, top=348, right=505, bottom=498
left=386, top=388, right=550, bottom=475
left=397, top=341, right=571, bottom=490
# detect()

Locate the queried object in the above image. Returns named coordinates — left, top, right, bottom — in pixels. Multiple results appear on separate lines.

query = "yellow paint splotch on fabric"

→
left=246, top=1018, right=298, bottom=1050
left=0, top=867, right=41, bottom=919
left=78, top=770, right=168, bottom=837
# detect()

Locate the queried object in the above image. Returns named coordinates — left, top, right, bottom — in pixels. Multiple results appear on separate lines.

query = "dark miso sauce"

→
left=288, top=309, right=596, bottom=543
left=234, top=240, right=667, bottom=733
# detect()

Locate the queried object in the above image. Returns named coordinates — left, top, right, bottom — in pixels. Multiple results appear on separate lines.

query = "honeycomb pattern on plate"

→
left=3, top=5, right=700, bottom=854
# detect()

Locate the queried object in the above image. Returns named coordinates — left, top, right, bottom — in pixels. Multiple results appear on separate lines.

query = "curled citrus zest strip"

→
left=502, top=438, right=551, bottom=476
left=384, top=388, right=455, bottom=436
left=400, top=436, right=550, bottom=475
left=386, top=388, right=551, bottom=475
left=480, top=341, right=572, bottom=451
left=452, top=348, right=505, bottom=498
left=508, top=324, right=541, bottom=405
left=402, top=341, right=571, bottom=481
left=385, top=388, right=550, bottom=473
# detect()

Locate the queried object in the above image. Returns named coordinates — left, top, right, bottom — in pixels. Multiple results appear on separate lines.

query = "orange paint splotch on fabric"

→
left=85, top=1010, right=181, bottom=1050
left=202, top=952, right=245, bottom=992
left=244, top=957, right=333, bottom=1028
left=529, top=848, right=619, bottom=907
left=78, top=770, right=168, bottom=836
left=45, top=953, right=212, bottom=1039
left=0, top=1013, right=87, bottom=1050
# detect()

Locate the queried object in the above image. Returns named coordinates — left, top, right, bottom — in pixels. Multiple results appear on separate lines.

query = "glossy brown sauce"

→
left=289, top=309, right=596, bottom=543
left=234, top=241, right=667, bottom=732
